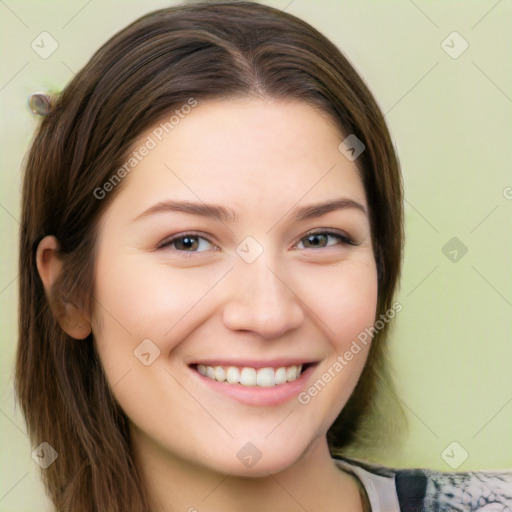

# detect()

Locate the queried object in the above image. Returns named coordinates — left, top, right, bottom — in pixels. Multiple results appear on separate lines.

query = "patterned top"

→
left=333, top=455, right=512, bottom=512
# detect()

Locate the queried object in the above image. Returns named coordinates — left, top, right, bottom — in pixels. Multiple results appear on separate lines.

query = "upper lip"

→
left=189, top=359, right=318, bottom=369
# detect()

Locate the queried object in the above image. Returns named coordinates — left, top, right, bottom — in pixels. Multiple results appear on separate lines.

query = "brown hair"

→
left=16, top=1, right=405, bottom=510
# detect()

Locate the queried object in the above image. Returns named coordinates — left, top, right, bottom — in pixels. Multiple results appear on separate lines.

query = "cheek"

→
left=89, top=255, right=214, bottom=426
left=295, top=257, right=378, bottom=416
left=90, top=251, right=227, bottom=374
left=92, top=251, right=206, bottom=333
left=305, top=257, right=379, bottom=347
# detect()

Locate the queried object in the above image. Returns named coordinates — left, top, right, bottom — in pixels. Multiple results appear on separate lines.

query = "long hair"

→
left=16, top=1, right=405, bottom=510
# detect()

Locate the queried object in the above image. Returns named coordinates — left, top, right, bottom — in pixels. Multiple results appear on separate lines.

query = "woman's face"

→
left=91, top=97, right=378, bottom=476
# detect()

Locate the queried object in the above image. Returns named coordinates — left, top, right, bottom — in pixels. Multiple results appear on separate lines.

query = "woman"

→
left=16, top=1, right=512, bottom=511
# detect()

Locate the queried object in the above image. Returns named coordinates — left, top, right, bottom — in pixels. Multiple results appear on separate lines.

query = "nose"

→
left=221, top=255, right=305, bottom=339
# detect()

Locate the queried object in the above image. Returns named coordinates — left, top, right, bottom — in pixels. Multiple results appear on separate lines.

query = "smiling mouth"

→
left=192, top=363, right=310, bottom=387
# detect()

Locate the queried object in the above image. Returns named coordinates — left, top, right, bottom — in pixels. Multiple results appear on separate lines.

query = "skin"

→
left=37, top=97, right=378, bottom=512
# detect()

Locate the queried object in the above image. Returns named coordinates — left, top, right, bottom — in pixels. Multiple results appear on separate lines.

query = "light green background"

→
left=1, top=0, right=511, bottom=510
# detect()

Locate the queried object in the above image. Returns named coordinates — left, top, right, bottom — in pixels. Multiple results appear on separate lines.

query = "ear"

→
left=36, top=235, right=92, bottom=340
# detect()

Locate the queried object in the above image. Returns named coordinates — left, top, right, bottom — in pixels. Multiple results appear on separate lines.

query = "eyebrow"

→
left=294, top=198, right=367, bottom=221
left=132, top=198, right=367, bottom=224
left=132, top=200, right=239, bottom=224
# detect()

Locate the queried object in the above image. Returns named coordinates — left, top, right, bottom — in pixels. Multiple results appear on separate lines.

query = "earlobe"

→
left=36, top=235, right=92, bottom=340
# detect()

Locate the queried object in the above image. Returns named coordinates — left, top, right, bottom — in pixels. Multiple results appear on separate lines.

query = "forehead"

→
left=103, top=97, right=367, bottom=223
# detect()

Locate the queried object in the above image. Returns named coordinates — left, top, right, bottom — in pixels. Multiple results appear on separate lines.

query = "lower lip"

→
left=191, top=365, right=316, bottom=406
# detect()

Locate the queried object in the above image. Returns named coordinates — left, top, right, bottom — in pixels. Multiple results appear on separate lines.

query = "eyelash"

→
left=157, top=229, right=355, bottom=255
left=297, top=229, right=354, bottom=249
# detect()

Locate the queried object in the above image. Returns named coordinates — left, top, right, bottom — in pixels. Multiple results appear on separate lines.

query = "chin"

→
left=200, top=437, right=311, bottom=479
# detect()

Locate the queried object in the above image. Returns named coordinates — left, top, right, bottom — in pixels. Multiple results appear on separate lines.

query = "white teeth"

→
left=286, top=366, right=298, bottom=381
left=195, top=364, right=304, bottom=387
left=275, top=367, right=287, bottom=385
left=256, top=367, right=275, bottom=387
left=214, top=366, right=226, bottom=382
left=226, top=366, right=240, bottom=384
left=240, top=367, right=257, bottom=386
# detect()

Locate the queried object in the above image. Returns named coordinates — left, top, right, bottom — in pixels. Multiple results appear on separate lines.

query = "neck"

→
left=132, top=433, right=365, bottom=512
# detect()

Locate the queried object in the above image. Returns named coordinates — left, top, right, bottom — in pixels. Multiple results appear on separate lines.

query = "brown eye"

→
left=303, top=233, right=329, bottom=248
left=298, top=231, right=352, bottom=250
left=158, top=234, right=214, bottom=253
left=174, top=236, right=199, bottom=251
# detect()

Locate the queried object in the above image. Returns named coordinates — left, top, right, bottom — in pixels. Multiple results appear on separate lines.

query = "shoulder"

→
left=333, top=454, right=512, bottom=512
left=419, top=466, right=512, bottom=512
